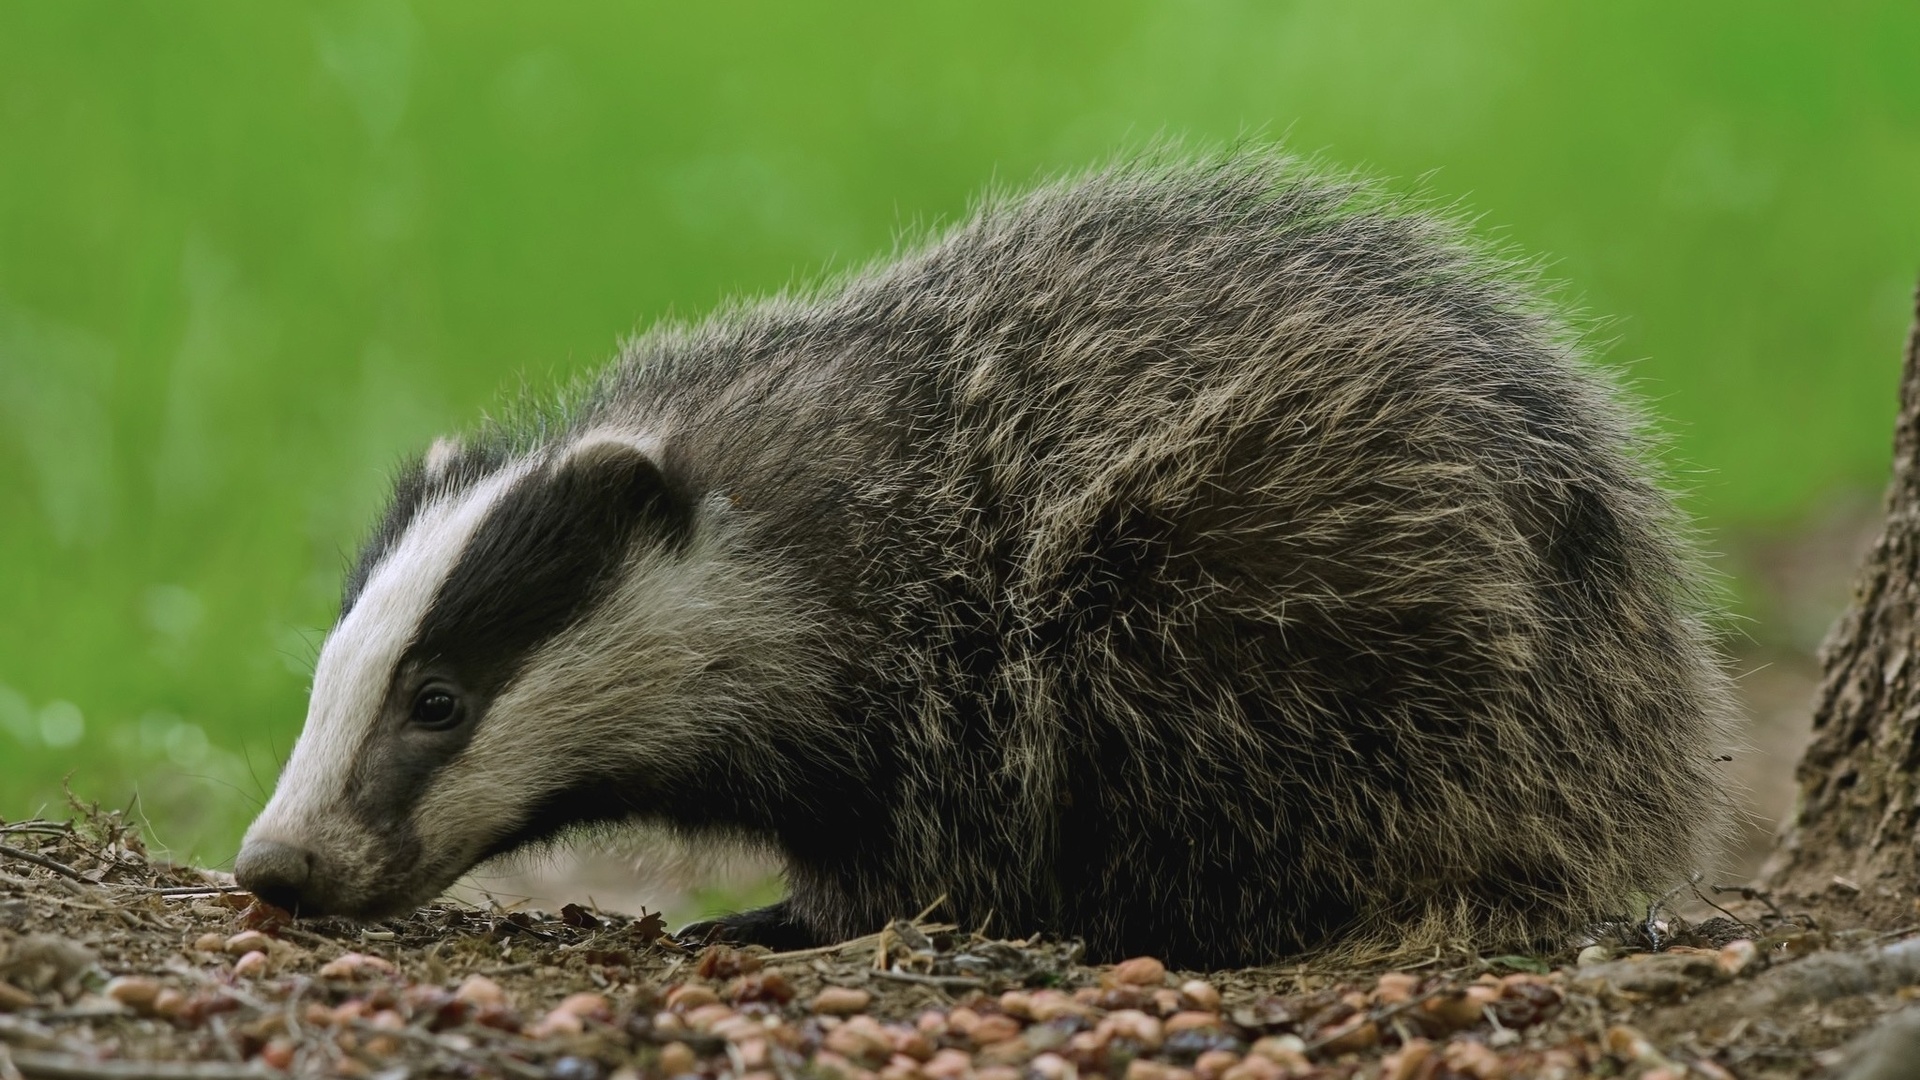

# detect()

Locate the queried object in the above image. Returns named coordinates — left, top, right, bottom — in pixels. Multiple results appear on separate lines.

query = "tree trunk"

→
left=1763, top=282, right=1920, bottom=924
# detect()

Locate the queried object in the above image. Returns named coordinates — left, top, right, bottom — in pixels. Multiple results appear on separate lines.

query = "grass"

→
left=2, top=0, right=1917, bottom=863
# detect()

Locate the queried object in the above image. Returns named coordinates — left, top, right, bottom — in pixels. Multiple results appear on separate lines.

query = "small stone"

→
left=891, top=1030, right=935, bottom=1061
left=1220, top=1057, right=1282, bottom=1080
left=153, top=987, right=189, bottom=1020
left=1379, top=1039, right=1434, bottom=1080
left=104, top=976, right=162, bottom=1013
left=232, top=950, right=270, bottom=979
left=475, top=1003, right=523, bottom=1032
left=1124, top=1061, right=1192, bottom=1080
left=1164, top=1010, right=1222, bottom=1034
left=999, top=990, right=1034, bottom=1019
left=1108, top=956, right=1167, bottom=987
left=1030, top=990, right=1089, bottom=1022
left=258, top=1037, right=297, bottom=1070
left=810, top=1050, right=860, bottom=1080
left=812, top=986, right=873, bottom=1016
left=1419, top=988, right=1487, bottom=1031
left=554, top=991, right=612, bottom=1021
left=1192, top=1050, right=1239, bottom=1080
left=1576, top=944, right=1613, bottom=967
left=945, top=1007, right=981, bottom=1035
left=712, top=1015, right=762, bottom=1042
left=923, top=1048, right=973, bottom=1080
left=1372, top=972, right=1420, bottom=1005
left=318, top=952, right=395, bottom=980
left=825, top=1018, right=891, bottom=1063
left=658, top=1042, right=697, bottom=1076
left=193, top=932, right=227, bottom=954
left=1605, top=1024, right=1667, bottom=1065
left=1314, top=1016, right=1378, bottom=1055
left=1247, top=1035, right=1309, bottom=1069
left=528, top=1009, right=586, bottom=1038
left=1178, top=980, right=1222, bottom=1013
left=970, top=1013, right=1023, bottom=1044
left=1441, top=1039, right=1506, bottom=1079
left=1100, top=1010, right=1164, bottom=1052
left=450, top=974, right=505, bottom=1008
left=685, top=1002, right=735, bottom=1031
left=667, top=983, right=720, bottom=1011
left=1029, top=1052, right=1077, bottom=1080
left=0, top=980, right=36, bottom=1012
left=725, top=971, right=795, bottom=1005
left=224, top=930, right=272, bottom=956
left=1716, top=939, right=1759, bottom=976
left=549, top=1056, right=603, bottom=1080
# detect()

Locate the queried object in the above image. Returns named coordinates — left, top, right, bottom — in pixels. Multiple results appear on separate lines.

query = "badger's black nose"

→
left=234, top=840, right=315, bottom=914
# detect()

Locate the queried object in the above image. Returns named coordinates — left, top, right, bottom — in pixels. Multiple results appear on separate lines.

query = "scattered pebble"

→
left=1178, top=979, right=1222, bottom=1013
left=318, top=951, right=396, bottom=979
left=258, top=1037, right=296, bottom=1070
left=1108, top=956, right=1168, bottom=987
left=104, top=975, right=161, bottom=1013
left=0, top=979, right=35, bottom=1011
left=1718, top=938, right=1759, bottom=976
left=1164, top=1009, right=1222, bottom=1034
left=454, top=973, right=508, bottom=1007
left=231, top=950, right=270, bottom=978
left=666, top=983, right=720, bottom=1011
left=1379, top=1038, right=1434, bottom=1080
left=970, top=1013, right=1023, bottom=1045
left=658, top=1040, right=697, bottom=1075
left=224, top=930, right=271, bottom=956
left=812, top=986, right=873, bottom=1016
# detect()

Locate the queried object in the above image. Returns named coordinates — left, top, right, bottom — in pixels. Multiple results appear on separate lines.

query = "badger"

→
left=235, top=152, right=1736, bottom=968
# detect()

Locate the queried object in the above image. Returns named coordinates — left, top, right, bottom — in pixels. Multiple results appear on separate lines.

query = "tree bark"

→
left=1763, top=281, right=1920, bottom=923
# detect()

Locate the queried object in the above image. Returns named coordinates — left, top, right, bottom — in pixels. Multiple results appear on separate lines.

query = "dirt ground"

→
left=5, top=802, right=1920, bottom=1080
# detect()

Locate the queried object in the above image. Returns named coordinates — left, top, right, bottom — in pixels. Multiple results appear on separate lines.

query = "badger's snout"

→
left=234, top=839, right=319, bottom=914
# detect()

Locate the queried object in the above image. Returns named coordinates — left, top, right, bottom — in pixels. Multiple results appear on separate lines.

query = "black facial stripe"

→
left=403, top=443, right=691, bottom=697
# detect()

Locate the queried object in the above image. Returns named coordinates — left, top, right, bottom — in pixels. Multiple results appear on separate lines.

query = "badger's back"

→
left=565, top=156, right=1734, bottom=966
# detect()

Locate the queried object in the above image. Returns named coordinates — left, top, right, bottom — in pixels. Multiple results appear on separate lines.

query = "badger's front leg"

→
left=676, top=898, right=821, bottom=951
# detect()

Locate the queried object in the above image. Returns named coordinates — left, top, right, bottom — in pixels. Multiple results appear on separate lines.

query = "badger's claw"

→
left=674, top=899, right=821, bottom=952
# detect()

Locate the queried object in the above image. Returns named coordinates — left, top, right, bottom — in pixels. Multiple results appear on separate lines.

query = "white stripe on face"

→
left=244, top=460, right=533, bottom=850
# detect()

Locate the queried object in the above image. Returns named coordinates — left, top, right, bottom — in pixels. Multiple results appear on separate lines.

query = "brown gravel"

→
left=0, top=804, right=1908, bottom=1079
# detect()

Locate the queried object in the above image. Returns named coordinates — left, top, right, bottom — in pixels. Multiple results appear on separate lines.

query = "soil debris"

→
left=0, top=805, right=1913, bottom=1078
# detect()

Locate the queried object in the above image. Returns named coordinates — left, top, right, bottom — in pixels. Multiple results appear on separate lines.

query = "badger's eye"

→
left=409, top=687, right=462, bottom=729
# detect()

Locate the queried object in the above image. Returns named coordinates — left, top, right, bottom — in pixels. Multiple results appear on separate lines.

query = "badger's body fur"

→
left=237, top=154, right=1735, bottom=968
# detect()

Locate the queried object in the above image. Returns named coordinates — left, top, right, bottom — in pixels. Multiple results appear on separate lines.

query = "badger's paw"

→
left=675, top=898, right=823, bottom=952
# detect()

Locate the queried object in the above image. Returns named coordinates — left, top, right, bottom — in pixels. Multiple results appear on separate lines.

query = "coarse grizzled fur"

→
left=237, top=151, right=1737, bottom=969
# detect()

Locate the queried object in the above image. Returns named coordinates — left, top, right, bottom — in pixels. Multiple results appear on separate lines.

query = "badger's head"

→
left=234, top=432, right=746, bottom=916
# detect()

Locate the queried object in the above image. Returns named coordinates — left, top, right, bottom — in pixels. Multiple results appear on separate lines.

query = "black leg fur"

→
left=675, top=899, right=822, bottom=951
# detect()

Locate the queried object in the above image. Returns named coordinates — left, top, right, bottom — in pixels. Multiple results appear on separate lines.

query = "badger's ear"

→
left=408, top=436, right=692, bottom=688
left=554, top=436, right=690, bottom=544
left=423, top=436, right=463, bottom=481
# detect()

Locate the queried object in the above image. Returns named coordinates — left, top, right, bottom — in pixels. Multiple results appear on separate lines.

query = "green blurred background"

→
left=3, top=1, right=1918, bottom=872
